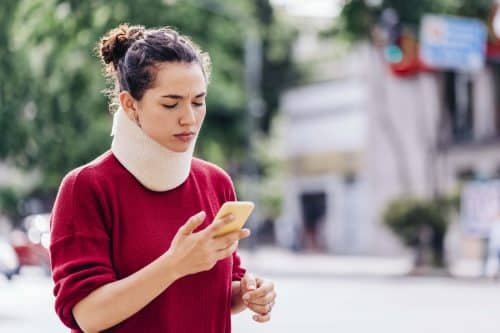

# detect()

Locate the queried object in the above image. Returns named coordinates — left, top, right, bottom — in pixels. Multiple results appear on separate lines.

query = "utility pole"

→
left=243, top=24, right=264, bottom=249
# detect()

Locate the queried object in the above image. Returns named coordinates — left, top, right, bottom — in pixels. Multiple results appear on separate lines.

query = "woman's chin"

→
left=161, top=141, right=192, bottom=153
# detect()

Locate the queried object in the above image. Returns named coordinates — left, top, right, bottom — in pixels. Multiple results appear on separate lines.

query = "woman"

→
left=50, top=24, right=276, bottom=333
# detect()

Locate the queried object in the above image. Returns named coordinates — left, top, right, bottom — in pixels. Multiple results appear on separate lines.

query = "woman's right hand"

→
left=164, top=211, right=250, bottom=277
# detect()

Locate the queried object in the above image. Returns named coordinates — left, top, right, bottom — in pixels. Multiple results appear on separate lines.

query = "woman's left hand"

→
left=240, top=273, right=276, bottom=322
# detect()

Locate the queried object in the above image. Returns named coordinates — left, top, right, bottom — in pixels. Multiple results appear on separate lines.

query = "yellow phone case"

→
left=213, top=201, right=255, bottom=237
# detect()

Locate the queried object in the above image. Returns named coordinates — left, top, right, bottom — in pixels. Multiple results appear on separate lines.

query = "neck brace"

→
left=110, top=107, right=196, bottom=192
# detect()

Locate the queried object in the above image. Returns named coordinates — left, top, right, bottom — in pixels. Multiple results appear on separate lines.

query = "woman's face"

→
left=120, top=62, right=207, bottom=153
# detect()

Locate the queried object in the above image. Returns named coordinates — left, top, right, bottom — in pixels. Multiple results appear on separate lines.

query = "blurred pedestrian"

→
left=487, top=214, right=500, bottom=279
left=50, top=24, right=276, bottom=333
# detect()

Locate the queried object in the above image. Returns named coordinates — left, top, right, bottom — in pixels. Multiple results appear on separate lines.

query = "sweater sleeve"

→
left=221, top=172, right=247, bottom=281
left=50, top=167, right=117, bottom=330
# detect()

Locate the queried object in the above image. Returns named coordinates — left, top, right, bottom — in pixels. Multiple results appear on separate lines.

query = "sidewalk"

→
left=238, top=246, right=486, bottom=279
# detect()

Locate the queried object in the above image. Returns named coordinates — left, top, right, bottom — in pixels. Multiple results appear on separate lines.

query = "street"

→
left=1, top=267, right=499, bottom=333
left=233, top=275, right=500, bottom=333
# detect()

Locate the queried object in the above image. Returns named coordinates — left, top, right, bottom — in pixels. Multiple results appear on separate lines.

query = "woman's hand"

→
left=165, top=211, right=250, bottom=277
left=240, top=273, right=276, bottom=322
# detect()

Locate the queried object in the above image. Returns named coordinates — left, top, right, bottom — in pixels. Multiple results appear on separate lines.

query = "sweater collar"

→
left=110, top=107, right=195, bottom=192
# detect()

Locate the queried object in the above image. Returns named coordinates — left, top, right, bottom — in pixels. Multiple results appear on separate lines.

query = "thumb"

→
left=242, top=273, right=257, bottom=293
left=180, top=211, right=206, bottom=236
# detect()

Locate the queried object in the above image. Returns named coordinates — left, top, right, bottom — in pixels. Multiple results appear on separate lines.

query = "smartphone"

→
left=213, top=201, right=255, bottom=237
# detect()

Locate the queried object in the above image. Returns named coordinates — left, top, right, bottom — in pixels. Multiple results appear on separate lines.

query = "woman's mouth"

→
left=174, top=132, right=196, bottom=142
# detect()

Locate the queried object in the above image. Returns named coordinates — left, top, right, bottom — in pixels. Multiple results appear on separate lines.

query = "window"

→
left=490, top=63, right=500, bottom=135
left=444, top=71, right=474, bottom=143
left=457, top=167, right=476, bottom=182
left=300, top=192, right=327, bottom=251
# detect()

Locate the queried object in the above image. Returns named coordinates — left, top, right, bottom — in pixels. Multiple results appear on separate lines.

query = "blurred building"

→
left=276, top=42, right=408, bottom=255
left=365, top=14, right=500, bottom=258
left=274, top=7, right=500, bottom=257
left=278, top=78, right=368, bottom=254
left=272, top=9, right=376, bottom=254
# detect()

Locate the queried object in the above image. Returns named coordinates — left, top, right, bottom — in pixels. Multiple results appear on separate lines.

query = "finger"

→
left=246, top=303, right=271, bottom=315
left=179, top=211, right=206, bottom=235
left=244, top=291, right=276, bottom=306
left=244, top=280, right=274, bottom=300
left=217, top=240, right=239, bottom=253
left=255, top=276, right=265, bottom=287
left=215, top=240, right=238, bottom=260
left=212, top=230, right=240, bottom=251
left=213, top=229, right=250, bottom=251
left=253, top=313, right=271, bottom=323
left=241, top=272, right=257, bottom=293
left=239, top=228, right=251, bottom=239
left=205, top=213, right=235, bottom=236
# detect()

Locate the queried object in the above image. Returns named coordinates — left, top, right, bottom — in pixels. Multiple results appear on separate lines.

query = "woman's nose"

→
left=179, top=105, right=196, bottom=126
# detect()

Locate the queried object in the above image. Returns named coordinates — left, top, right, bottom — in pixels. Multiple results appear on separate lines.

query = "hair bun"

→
left=99, top=24, right=145, bottom=70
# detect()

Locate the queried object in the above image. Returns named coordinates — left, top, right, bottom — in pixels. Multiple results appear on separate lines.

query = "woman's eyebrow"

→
left=161, top=94, right=183, bottom=99
left=161, top=92, right=206, bottom=99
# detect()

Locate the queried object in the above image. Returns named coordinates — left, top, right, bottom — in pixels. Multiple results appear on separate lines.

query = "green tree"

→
left=255, top=0, right=300, bottom=133
left=0, top=0, right=298, bottom=217
left=338, top=0, right=494, bottom=41
left=0, top=0, right=33, bottom=163
left=383, top=196, right=458, bottom=269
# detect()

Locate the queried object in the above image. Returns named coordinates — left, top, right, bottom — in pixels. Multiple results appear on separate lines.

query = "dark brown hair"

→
left=98, top=24, right=211, bottom=109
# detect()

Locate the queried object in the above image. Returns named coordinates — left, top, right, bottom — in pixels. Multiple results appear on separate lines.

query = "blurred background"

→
left=1, top=0, right=500, bottom=332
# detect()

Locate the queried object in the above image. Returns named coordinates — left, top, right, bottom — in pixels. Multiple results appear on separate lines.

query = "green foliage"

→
left=0, top=0, right=298, bottom=215
left=255, top=133, right=284, bottom=219
left=0, top=0, right=33, bottom=163
left=383, top=196, right=457, bottom=267
left=338, top=0, right=377, bottom=41
left=339, top=0, right=494, bottom=41
left=455, top=0, right=493, bottom=19
left=382, top=0, right=453, bottom=26
left=0, top=187, right=22, bottom=222
left=383, top=198, right=447, bottom=247
left=256, top=0, right=300, bottom=133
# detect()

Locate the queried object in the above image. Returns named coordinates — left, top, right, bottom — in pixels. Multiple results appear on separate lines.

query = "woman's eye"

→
left=192, top=102, right=205, bottom=107
left=162, top=104, right=177, bottom=109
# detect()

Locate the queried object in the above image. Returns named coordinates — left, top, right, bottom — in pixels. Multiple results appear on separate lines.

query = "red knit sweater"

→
left=50, top=150, right=246, bottom=332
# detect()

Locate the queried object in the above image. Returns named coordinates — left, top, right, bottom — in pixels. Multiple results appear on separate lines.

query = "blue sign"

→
left=420, top=15, right=487, bottom=72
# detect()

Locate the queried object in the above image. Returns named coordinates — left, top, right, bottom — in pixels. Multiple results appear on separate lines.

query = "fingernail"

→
left=253, top=315, right=259, bottom=321
left=199, top=211, right=206, bottom=218
left=243, top=294, right=250, bottom=301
